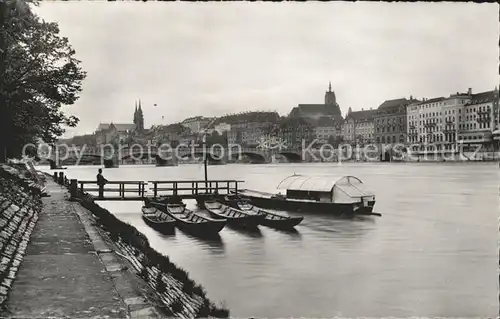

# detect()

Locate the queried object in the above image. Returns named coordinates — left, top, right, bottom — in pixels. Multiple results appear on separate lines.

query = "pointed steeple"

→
left=134, top=101, right=138, bottom=125
left=325, top=82, right=337, bottom=107
left=138, top=99, right=142, bottom=112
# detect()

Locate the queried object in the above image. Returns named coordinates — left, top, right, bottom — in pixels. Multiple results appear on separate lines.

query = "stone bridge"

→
left=45, top=145, right=308, bottom=165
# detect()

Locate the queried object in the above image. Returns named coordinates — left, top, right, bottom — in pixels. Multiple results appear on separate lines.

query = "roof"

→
left=419, top=97, right=446, bottom=104
left=96, top=123, right=136, bottom=132
left=465, top=90, right=497, bottom=106
left=277, top=175, right=365, bottom=192
left=279, top=116, right=315, bottom=129
left=346, top=109, right=376, bottom=122
left=315, top=116, right=338, bottom=127
left=110, top=123, right=136, bottom=132
left=181, top=116, right=212, bottom=123
left=210, top=112, right=280, bottom=127
left=291, top=104, right=341, bottom=117
left=378, top=98, right=410, bottom=110
left=96, top=123, right=111, bottom=131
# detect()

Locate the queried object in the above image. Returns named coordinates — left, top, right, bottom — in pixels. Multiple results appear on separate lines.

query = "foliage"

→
left=205, top=131, right=227, bottom=147
left=170, top=297, right=184, bottom=313
left=0, top=1, right=86, bottom=159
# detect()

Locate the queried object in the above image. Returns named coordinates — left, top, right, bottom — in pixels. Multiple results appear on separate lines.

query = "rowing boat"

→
left=149, top=202, right=226, bottom=236
left=204, top=200, right=264, bottom=229
left=141, top=206, right=176, bottom=234
left=222, top=195, right=303, bottom=229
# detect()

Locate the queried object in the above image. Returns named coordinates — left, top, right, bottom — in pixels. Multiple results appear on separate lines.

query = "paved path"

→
left=4, top=181, right=129, bottom=318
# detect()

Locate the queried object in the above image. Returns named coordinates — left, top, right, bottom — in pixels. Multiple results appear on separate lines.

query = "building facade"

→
left=458, top=88, right=499, bottom=150
left=375, top=97, right=416, bottom=144
left=95, top=123, right=137, bottom=145
left=181, top=116, right=213, bottom=134
left=275, top=117, right=314, bottom=149
left=406, top=87, right=499, bottom=153
left=213, top=123, right=231, bottom=135
left=342, top=108, right=376, bottom=144
left=313, top=117, right=337, bottom=145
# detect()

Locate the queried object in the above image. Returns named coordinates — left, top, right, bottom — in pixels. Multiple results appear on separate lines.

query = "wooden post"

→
left=235, top=181, right=238, bottom=194
left=70, top=179, right=77, bottom=200
left=80, top=182, right=84, bottom=193
left=226, top=182, right=230, bottom=194
left=58, top=172, right=64, bottom=185
left=173, top=182, right=178, bottom=196
left=153, top=182, right=157, bottom=198
left=195, top=181, right=198, bottom=195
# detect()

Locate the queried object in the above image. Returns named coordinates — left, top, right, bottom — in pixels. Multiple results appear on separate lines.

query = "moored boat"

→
left=221, top=195, right=304, bottom=229
left=204, top=200, right=264, bottom=229
left=233, top=174, right=380, bottom=216
left=149, top=202, right=226, bottom=236
left=141, top=206, right=176, bottom=234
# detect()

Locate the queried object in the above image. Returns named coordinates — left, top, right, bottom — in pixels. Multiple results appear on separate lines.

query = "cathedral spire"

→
left=328, top=81, right=331, bottom=92
left=138, top=99, right=142, bottom=112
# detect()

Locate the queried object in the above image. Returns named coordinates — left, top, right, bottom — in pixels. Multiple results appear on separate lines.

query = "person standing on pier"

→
left=96, top=168, right=108, bottom=199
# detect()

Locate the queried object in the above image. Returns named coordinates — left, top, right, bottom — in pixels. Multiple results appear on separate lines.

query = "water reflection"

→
left=41, top=163, right=498, bottom=317
left=266, top=226, right=302, bottom=240
left=227, top=224, right=263, bottom=238
left=181, top=231, right=226, bottom=254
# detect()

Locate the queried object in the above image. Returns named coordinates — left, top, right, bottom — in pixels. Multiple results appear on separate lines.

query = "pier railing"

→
left=51, top=172, right=243, bottom=201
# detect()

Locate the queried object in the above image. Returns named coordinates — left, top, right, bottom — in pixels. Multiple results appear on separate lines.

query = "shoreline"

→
left=0, top=164, right=230, bottom=318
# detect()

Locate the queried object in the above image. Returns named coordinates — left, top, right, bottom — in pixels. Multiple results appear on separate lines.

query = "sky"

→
left=34, top=2, right=499, bottom=137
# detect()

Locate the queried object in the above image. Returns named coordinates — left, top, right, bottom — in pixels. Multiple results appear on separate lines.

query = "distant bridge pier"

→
left=155, top=154, right=178, bottom=167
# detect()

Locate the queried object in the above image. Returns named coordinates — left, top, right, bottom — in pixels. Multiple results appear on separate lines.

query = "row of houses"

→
left=88, top=85, right=499, bottom=153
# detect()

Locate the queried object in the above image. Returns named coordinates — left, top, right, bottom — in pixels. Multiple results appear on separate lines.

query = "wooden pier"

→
left=51, top=172, right=243, bottom=201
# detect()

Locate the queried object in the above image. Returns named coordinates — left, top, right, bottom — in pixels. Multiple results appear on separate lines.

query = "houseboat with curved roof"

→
left=234, top=174, right=379, bottom=216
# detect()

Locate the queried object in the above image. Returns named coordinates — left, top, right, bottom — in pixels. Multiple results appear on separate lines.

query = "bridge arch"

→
left=230, top=151, right=267, bottom=164
left=278, top=151, right=302, bottom=163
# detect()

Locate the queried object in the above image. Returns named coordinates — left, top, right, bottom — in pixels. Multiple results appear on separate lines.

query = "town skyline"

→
left=34, top=2, right=498, bottom=137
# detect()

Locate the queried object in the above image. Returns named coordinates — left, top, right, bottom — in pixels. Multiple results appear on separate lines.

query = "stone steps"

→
left=0, top=166, right=41, bottom=307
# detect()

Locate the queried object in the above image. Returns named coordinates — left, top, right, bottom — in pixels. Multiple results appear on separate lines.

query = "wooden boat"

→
left=233, top=175, right=380, bottom=217
left=204, top=200, right=264, bottom=229
left=149, top=202, right=226, bottom=236
left=141, top=206, right=176, bottom=234
left=221, top=195, right=304, bottom=229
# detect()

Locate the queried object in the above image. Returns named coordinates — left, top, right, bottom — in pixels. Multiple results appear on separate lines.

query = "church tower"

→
left=325, top=81, right=336, bottom=105
left=324, top=81, right=342, bottom=118
left=133, top=100, right=145, bottom=133
left=133, top=101, right=138, bottom=126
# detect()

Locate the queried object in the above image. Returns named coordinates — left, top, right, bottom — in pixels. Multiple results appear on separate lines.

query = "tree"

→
left=0, top=0, right=86, bottom=160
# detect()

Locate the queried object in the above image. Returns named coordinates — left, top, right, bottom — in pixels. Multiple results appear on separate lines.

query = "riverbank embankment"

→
left=0, top=165, right=229, bottom=318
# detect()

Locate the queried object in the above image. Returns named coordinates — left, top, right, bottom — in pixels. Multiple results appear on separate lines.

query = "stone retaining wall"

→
left=0, top=166, right=40, bottom=309
left=74, top=190, right=230, bottom=318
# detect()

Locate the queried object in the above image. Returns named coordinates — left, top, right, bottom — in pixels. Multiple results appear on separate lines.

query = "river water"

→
left=42, top=162, right=498, bottom=317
